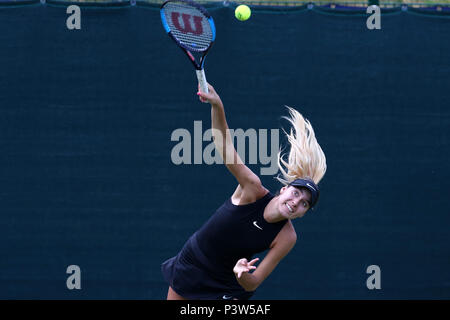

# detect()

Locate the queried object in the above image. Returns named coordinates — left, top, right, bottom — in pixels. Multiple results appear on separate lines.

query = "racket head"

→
left=160, top=0, right=216, bottom=54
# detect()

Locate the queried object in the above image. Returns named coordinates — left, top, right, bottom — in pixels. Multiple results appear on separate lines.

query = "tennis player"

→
left=162, top=83, right=327, bottom=300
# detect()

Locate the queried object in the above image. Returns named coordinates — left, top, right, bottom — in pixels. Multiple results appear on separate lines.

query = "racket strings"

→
left=163, top=2, right=213, bottom=52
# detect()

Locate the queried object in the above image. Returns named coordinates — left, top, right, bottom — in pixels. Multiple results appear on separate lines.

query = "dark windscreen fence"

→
left=0, top=2, right=449, bottom=299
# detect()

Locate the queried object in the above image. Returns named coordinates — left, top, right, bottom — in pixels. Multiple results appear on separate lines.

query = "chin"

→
left=280, top=204, right=289, bottom=216
left=281, top=206, right=292, bottom=219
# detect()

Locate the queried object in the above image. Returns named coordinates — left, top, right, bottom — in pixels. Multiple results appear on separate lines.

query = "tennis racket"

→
left=160, top=0, right=216, bottom=94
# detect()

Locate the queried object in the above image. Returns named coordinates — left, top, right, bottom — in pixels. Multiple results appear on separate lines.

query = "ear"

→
left=279, top=186, right=288, bottom=194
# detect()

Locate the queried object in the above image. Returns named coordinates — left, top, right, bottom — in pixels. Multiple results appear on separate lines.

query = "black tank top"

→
left=192, top=192, right=287, bottom=279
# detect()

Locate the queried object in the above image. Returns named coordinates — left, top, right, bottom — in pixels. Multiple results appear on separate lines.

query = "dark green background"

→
left=0, top=3, right=449, bottom=299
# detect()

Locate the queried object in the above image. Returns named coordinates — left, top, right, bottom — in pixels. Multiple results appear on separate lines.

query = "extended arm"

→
left=197, top=84, right=264, bottom=193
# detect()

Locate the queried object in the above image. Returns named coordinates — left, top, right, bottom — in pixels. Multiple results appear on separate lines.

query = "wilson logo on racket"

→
left=160, top=0, right=216, bottom=95
left=171, top=12, right=204, bottom=36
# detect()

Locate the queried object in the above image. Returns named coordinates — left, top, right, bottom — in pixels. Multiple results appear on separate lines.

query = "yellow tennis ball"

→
left=235, top=5, right=251, bottom=21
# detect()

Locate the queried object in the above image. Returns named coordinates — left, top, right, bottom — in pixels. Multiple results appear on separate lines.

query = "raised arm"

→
left=197, top=84, right=265, bottom=196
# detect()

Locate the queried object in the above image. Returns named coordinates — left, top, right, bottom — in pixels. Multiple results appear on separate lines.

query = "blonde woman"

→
left=162, top=83, right=327, bottom=300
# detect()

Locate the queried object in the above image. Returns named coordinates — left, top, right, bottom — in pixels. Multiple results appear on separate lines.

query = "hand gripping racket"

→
left=160, top=0, right=216, bottom=94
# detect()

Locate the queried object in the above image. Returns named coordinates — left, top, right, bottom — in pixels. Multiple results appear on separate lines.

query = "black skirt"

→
left=161, top=234, right=254, bottom=300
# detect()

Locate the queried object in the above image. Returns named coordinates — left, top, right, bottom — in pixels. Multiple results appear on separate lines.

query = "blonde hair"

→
left=277, top=106, right=327, bottom=186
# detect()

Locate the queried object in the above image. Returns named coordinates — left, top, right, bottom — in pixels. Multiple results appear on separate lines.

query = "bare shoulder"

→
left=270, top=220, right=297, bottom=251
left=231, top=184, right=243, bottom=203
left=231, top=179, right=268, bottom=206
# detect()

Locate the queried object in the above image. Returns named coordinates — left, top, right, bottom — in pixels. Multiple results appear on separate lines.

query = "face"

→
left=277, top=186, right=312, bottom=219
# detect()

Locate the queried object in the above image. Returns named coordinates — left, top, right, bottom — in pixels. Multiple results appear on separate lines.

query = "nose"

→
left=291, top=195, right=305, bottom=210
left=290, top=198, right=300, bottom=208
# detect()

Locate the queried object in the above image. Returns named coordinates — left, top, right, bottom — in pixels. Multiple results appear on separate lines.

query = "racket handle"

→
left=196, top=69, right=209, bottom=95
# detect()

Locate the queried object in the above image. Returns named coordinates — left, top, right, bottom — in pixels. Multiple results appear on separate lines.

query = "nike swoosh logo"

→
left=253, top=221, right=263, bottom=231
left=222, top=295, right=233, bottom=300
left=306, top=183, right=316, bottom=191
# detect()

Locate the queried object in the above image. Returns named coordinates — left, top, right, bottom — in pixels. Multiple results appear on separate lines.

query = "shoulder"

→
left=231, top=179, right=269, bottom=206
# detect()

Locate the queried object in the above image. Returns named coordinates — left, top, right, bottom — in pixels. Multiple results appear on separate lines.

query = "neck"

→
left=264, top=196, right=287, bottom=223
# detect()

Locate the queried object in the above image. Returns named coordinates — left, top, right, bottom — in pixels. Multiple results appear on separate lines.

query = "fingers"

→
left=237, top=267, right=250, bottom=279
left=235, top=258, right=259, bottom=278
left=197, top=90, right=213, bottom=103
left=196, top=82, right=217, bottom=103
left=239, top=258, right=259, bottom=268
left=197, top=91, right=208, bottom=103
left=238, top=266, right=256, bottom=278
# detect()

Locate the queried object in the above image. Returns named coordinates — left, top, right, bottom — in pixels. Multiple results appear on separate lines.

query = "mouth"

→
left=286, top=203, right=293, bottom=213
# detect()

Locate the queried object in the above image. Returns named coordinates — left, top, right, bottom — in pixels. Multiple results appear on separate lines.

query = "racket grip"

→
left=196, top=69, right=209, bottom=95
